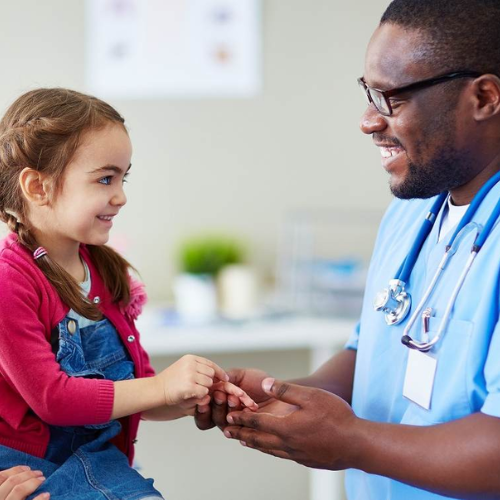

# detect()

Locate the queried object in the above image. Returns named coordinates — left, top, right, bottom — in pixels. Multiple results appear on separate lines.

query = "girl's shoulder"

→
left=0, top=233, right=34, bottom=274
left=0, top=233, right=59, bottom=298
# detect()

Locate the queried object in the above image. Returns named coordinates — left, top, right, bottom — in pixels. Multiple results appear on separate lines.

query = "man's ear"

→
left=18, top=168, right=51, bottom=206
left=471, top=74, right=500, bottom=121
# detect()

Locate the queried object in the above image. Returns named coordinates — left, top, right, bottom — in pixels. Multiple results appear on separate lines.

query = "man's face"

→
left=360, top=23, right=476, bottom=199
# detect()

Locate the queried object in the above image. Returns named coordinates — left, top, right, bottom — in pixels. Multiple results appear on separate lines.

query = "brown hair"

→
left=0, top=88, right=135, bottom=320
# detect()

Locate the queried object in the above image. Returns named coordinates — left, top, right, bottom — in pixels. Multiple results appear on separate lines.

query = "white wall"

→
left=0, top=1, right=394, bottom=498
left=0, top=0, right=392, bottom=300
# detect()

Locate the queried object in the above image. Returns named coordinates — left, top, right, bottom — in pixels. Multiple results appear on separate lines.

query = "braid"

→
left=4, top=213, right=103, bottom=320
left=2, top=211, right=20, bottom=234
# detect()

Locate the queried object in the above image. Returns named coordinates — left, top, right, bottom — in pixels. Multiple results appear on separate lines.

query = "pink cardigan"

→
left=0, top=233, right=155, bottom=464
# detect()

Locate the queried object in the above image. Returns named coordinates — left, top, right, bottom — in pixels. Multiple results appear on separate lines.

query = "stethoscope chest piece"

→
left=373, top=279, right=412, bottom=326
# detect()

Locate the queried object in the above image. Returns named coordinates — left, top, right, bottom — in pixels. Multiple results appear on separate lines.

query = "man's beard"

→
left=390, top=144, right=474, bottom=199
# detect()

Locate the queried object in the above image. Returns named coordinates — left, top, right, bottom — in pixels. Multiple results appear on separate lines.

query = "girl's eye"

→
left=98, top=176, right=112, bottom=185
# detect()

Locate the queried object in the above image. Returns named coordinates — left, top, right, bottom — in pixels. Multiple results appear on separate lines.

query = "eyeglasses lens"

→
left=370, top=89, right=390, bottom=116
left=358, top=80, right=390, bottom=116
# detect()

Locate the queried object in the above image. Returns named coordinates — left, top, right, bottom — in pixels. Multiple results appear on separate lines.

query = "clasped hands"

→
left=195, top=368, right=358, bottom=471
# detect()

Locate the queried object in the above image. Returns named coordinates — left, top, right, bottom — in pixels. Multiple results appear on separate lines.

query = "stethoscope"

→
left=374, top=170, right=500, bottom=352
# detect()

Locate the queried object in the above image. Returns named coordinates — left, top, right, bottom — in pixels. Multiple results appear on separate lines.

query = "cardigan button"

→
left=93, top=296, right=101, bottom=304
left=127, top=335, right=135, bottom=343
left=68, top=320, right=77, bottom=335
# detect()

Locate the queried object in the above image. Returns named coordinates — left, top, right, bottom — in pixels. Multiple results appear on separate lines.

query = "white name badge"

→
left=403, top=349, right=438, bottom=410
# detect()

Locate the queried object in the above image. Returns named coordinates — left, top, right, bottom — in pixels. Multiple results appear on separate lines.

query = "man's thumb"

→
left=261, top=378, right=305, bottom=405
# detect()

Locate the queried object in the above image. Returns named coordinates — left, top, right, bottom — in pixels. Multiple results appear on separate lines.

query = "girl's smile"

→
left=29, top=123, right=132, bottom=272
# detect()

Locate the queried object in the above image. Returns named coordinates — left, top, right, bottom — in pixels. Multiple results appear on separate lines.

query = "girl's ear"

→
left=18, top=168, right=50, bottom=206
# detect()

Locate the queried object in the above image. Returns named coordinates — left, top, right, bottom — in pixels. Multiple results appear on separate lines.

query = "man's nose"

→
left=359, top=105, right=388, bottom=135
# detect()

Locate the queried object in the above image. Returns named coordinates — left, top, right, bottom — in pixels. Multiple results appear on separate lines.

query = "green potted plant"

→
left=174, top=235, right=244, bottom=323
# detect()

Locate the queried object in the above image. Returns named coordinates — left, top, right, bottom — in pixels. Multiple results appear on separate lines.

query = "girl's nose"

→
left=359, top=104, right=388, bottom=135
left=111, top=186, right=127, bottom=207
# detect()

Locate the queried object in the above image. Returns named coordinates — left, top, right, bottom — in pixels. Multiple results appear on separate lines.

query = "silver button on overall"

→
left=127, top=335, right=135, bottom=343
left=68, top=320, right=77, bottom=335
left=93, top=296, right=101, bottom=304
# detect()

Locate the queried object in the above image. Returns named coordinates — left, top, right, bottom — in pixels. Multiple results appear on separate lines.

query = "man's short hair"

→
left=381, top=0, right=500, bottom=75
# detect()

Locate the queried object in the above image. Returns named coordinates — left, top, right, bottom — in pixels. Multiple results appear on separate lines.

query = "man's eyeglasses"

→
left=357, top=71, right=482, bottom=116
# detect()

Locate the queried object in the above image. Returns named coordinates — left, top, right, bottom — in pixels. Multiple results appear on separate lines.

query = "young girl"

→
left=0, top=88, right=256, bottom=500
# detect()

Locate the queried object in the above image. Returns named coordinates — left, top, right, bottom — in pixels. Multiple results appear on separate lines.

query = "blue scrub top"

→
left=345, top=182, right=500, bottom=500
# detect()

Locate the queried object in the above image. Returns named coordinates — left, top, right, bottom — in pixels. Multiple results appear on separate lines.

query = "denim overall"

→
left=0, top=315, right=163, bottom=500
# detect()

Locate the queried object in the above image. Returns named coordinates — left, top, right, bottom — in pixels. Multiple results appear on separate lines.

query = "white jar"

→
left=173, top=273, right=217, bottom=324
left=218, top=265, right=258, bottom=320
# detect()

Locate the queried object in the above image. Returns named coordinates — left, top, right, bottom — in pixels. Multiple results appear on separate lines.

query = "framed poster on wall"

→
left=85, top=0, right=261, bottom=99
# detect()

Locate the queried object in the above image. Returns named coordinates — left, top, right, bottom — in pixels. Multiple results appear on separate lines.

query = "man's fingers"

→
left=227, top=368, right=245, bottom=385
left=226, top=394, right=241, bottom=408
left=194, top=404, right=216, bottom=430
left=261, top=378, right=309, bottom=406
left=226, top=409, right=280, bottom=433
left=246, top=445, right=292, bottom=461
left=212, top=389, right=227, bottom=405
left=223, top=425, right=287, bottom=452
left=212, top=393, right=231, bottom=429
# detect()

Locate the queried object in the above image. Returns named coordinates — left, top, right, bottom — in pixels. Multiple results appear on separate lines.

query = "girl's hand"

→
left=181, top=380, right=259, bottom=416
left=155, top=355, right=258, bottom=415
left=157, top=355, right=228, bottom=406
left=0, top=466, right=49, bottom=500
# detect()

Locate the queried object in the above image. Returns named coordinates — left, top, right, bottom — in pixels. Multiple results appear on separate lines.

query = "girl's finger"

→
left=195, top=358, right=228, bottom=382
left=218, top=382, right=258, bottom=409
left=184, top=394, right=211, bottom=406
left=195, top=373, right=214, bottom=389
left=185, top=385, right=209, bottom=400
left=195, top=363, right=216, bottom=380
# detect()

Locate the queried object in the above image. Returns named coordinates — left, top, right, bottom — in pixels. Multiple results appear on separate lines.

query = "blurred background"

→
left=0, top=0, right=394, bottom=499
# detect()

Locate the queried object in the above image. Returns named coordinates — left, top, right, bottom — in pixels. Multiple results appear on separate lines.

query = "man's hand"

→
left=223, top=378, right=358, bottom=470
left=195, top=368, right=274, bottom=430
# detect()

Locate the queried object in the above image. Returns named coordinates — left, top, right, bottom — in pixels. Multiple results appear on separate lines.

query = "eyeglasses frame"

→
left=357, top=71, right=483, bottom=116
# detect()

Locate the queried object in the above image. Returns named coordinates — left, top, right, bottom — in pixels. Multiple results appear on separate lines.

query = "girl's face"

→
left=46, top=123, right=132, bottom=248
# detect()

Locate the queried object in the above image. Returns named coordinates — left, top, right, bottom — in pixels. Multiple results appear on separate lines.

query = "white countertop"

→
left=136, top=307, right=356, bottom=356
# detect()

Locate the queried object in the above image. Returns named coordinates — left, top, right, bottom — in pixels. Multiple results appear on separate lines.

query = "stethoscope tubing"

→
left=401, top=252, right=449, bottom=339
left=385, top=170, right=500, bottom=351
left=403, top=250, right=477, bottom=351
left=398, top=192, right=448, bottom=284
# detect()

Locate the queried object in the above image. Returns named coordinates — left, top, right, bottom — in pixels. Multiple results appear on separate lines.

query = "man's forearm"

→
left=351, top=412, right=500, bottom=498
left=291, top=348, right=356, bottom=404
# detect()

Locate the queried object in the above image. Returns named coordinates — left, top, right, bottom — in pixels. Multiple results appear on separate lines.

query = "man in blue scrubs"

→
left=196, top=0, right=500, bottom=498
